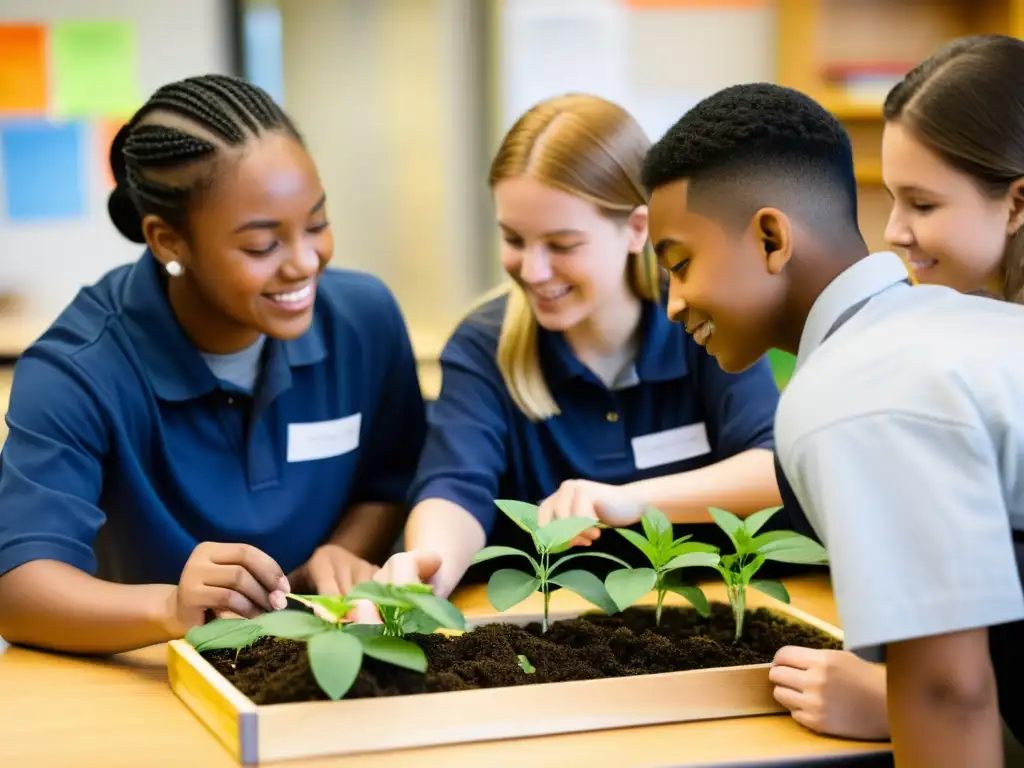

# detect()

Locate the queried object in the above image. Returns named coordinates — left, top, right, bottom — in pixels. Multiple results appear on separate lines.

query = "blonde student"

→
left=768, top=35, right=1024, bottom=748
left=376, top=94, right=790, bottom=595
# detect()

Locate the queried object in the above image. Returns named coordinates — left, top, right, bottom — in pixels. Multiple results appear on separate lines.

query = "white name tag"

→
left=632, top=422, right=711, bottom=470
left=287, top=414, right=362, bottom=463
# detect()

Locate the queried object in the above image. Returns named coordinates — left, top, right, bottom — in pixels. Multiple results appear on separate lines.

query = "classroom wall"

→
left=0, top=0, right=233, bottom=352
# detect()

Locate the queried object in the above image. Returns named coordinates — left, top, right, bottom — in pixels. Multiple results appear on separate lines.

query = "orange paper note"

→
left=0, top=24, right=48, bottom=116
left=97, top=118, right=129, bottom=188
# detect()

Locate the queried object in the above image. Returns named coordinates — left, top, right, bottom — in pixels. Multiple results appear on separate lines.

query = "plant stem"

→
left=729, top=585, right=746, bottom=642
left=654, top=574, right=665, bottom=627
left=541, top=550, right=550, bottom=634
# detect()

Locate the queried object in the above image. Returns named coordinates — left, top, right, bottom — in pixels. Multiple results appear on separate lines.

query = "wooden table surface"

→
left=0, top=573, right=892, bottom=767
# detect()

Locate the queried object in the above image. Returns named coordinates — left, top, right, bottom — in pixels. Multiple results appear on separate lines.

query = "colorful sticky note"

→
left=0, top=25, right=48, bottom=116
left=97, top=118, right=129, bottom=188
left=51, top=21, right=140, bottom=118
left=1, top=120, right=86, bottom=221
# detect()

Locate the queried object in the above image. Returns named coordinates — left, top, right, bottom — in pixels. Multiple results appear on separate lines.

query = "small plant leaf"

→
left=751, top=579, right=790, bottom=604
left=287, top=594, right=354, bottom=622
left=346, top=581, right=410, bottom=609
left=470, top=545, right=540, bottom=572
left=307, top=629, right=363, bottom=700
left=405, top=592, right=467, bottom=632
left=537, top=517, right=601, bottom=552
left=548, top=550, right=631, bottom=575
left=668, top=539, right=719, bottom=559
left=665, top=584, right=711, bottom=617
left=185, top=618, right=264, bottom=652
left=616, top=527, right=659, bottom=565
left=753, top=532, right=829, bottom=564
left=708, top=507, right=744, bottom=543
left=361, top=636, right=428, bottom=673
left=605, top=567, right=657, bottom=611
left=252, top=609, right=330, bottom=640
left=487, top=568, right=541, bottom=612
left=663, top=551, right=721, bottom=571
left=494, top=500, right=539, bottom=534
left=732, top=527, right=755, bottom=555
left=740, top=553, right=767, bottom=584
left=640, top=507, right=673, bottom=553
left=549, top=569, right=619, bottom=614
left=343, top=623, right=385, bottom=640
left=517, top=654, right=536, bottom=674
left=743, top=506, right=781, bottom=536
left=401, top=611, right=441, bottom=635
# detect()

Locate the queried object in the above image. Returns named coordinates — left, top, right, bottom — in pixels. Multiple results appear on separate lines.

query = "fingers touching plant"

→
left=470, top=500, right=625, bottom=633
left=708, top=506, right=829, bottom=641
left=184, top=584, right=466, bottom=701
left=604, top=506, right=720, bottom=624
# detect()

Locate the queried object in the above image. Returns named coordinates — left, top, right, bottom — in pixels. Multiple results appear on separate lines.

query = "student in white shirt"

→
left=766, top=34, right=1024, bottom=748
left=643, top=80, right=1024, bottom=768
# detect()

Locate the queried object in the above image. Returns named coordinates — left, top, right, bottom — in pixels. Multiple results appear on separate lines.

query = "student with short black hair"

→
left=0, top=74, right=426, bottom=655
left=644, top=81, right=1024, bottom=768
left=375, top=93, right=785, bottom=597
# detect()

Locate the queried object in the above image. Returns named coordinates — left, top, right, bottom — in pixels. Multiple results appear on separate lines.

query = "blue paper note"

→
left=1, top=120, right=85, bottom=221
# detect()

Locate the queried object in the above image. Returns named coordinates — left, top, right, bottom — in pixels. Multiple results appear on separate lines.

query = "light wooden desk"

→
left=0, top=574, right=891, bottom=767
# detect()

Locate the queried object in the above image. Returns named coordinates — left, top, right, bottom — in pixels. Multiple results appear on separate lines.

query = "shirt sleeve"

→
left=407, top=325, right=510, bottom=535
left=0, top=354, right=110, bottom=577
left=787, top=410, right=1024, bottom=651
left=348, top=290, right=428, bottom=506
left=697, top=352, right=779, bottom=457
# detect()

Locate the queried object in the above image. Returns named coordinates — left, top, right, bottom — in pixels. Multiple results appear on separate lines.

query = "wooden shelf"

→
left=820, top=97, right=883, bottom=122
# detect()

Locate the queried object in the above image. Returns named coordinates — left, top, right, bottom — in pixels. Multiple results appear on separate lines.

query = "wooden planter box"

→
left=167, top=584, right=842, bottom=765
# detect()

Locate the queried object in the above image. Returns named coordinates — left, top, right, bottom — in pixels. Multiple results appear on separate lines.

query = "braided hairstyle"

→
left=108, top=74, right=301, bottom=244
left=642, top=83, right=861, bottom=242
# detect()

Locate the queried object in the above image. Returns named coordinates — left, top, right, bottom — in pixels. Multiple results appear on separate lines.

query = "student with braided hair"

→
left=0, top=74, right=426, bottom=654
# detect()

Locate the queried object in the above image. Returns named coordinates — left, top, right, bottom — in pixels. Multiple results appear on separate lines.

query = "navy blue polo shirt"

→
left=409, top=289, right=781, bottom=579
left=0, top=250, right=426, bottom=585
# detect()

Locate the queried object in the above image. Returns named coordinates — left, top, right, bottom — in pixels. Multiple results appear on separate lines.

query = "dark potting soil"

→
left=202, top=603, right=841, bottom=705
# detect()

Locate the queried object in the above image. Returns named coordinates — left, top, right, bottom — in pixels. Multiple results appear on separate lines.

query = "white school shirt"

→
left=774, top=251, right=1024, bottom=651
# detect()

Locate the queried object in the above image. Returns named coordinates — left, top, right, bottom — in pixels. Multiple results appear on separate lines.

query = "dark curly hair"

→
left=642, top=83, right=860, bottom=239
left=108, top=74, right=302, bottom=244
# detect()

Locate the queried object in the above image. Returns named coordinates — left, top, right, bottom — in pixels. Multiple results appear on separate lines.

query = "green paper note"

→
left=52, top=21, right=141, bottom=118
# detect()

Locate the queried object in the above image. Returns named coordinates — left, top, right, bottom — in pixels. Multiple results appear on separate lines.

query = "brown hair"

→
left=884, top=34, right=1024, bottom=302
left=483, top=93, right=658, bottom=421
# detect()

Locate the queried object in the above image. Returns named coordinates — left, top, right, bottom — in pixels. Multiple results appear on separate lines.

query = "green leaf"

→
left=733, top=527, right=755, bottom=556
left=665, top=584, right=711, bottom=617
left=605, top=567, right=657, bottom=611
left=549, top=569, right=619, bottom=614
left=663, top=551, right=721, bottom=571
left=487, top=569, right=541, bottom=612
left=251, top=610, right=330, bottom=640
left=470, top=545, right=540, bottom=573
left=743, top=506, right=781, bottom=536
left=669, top=539, right=719, bottom=559
left=751, top=579, right=790, bottom=604
left=548, top=550, right=631, bottom=575
left=739, top=553, right=766, bottom=584
left=517, top=654, right=536, bottom=674
left=307, top=629, right=363, bottom=700
left=616, top=527, right=659, bottom=565
left=343, top=623, right=385, bottom=640
left=536, top=517, right=601, bottom=553
left=401, top=611, right=441, bottom=635
left=346, top=581, right=412, bottom=609
left=287, top=594, right=355, bottom=621
left=185, top=618, right=264, bottom=652
left=753, top=532, right=830, bottom=564
left=361, top=636, right=427, bottom=673
left=640, top=507, right=673, bottom=554
left=405, top=592, right=467, bottom=632
left=494, top=500, right=539, bottom=534
left=708, top=507, right=744, bottom=544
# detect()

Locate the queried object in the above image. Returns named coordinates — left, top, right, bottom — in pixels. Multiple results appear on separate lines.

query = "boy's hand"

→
left=537, top=479, right=645, bottom=547
left=352, top=550, right=444, bottom=625
left=288, top=544, right=378, bottom=596
left=167, top=542, right=290, bottom=634
left=769, top=646, right=889, bottom=740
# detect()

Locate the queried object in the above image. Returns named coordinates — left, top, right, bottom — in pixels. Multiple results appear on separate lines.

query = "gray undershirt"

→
left=199, top=335, right=267, bottom=393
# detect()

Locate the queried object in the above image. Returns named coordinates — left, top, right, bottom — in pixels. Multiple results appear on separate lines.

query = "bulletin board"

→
left=0, top=1, right=240, bottom=357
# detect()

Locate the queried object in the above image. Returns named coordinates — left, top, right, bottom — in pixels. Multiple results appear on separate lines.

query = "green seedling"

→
left=517, top=654, right=536, bottom=674
left=346, top=581, right=466, bottom=637
left=604, top=506, right=721, bottom=625
left=470, top=500, right=626, bottom=632
left=184, top=583, right=465, bottom=700
left=708, top=506, right=829, bottom=641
